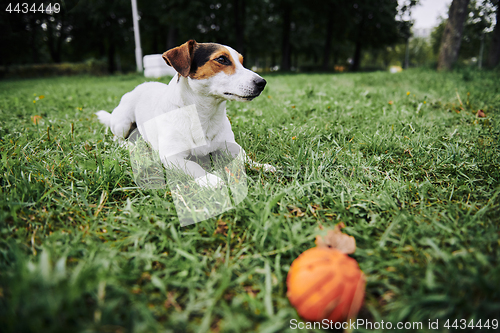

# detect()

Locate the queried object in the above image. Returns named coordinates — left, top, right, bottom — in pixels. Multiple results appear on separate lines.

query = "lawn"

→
left=1, top=69, right=499, bottom=333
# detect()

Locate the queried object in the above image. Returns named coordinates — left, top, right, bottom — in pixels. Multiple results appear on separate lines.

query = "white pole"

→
left=131, top=0, right=143, bottom=72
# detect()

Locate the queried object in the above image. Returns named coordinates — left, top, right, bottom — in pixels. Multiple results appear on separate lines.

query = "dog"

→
left=96, top=40, right=275, bottom=188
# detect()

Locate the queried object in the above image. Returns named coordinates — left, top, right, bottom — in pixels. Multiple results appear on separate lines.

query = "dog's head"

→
left=162, top=40, right=266, bottom=102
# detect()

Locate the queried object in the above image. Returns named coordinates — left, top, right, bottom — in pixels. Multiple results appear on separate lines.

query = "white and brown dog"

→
left=96, top=40, right=275, bottom=188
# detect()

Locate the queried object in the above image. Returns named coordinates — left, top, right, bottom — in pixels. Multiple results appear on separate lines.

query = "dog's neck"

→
left=173, top=75, right=227, bottom=136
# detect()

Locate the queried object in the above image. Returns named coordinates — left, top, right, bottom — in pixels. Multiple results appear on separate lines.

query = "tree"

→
left=322, top=1, right=336, bottom=70
left=348, top=0, right=402, bottom=71
left=0, top=9, right=44, bottom=65
left=280, top=0, right=292, bottom=71
left=437, top=0, right=470, bottom=71
left=43, top=6, right=73, bottom=63
left=398, top=0, right=419, bottom=69
left=432, top=0, right=496, bottom=67
left=64, top=0, right=135, bottom=72
left=315, top=0, right=351, bottom=70
left=460, top=0, right=495, bottom=66
left=233, top=0, right=246, bottom=55
left=431, top=19, right=446, bottom=56
left=487, top=0, right=500, bottom=67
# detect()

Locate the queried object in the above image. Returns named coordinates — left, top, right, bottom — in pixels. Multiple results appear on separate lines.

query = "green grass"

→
left=1, top=68, right=499, bottom=332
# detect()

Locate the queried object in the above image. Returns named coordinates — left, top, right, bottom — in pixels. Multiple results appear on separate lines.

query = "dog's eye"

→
left=215, top=56, right=230, bottom=65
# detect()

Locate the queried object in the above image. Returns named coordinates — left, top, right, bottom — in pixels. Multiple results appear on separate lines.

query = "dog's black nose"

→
left=254, top=78, right=267, bottom=90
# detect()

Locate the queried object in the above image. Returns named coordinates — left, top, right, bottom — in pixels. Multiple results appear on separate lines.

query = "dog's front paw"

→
left=195, top=173, right=225, bottom=188
left=262, top=163, right=277, bottom=173
left=247, top=159, right=277, bottom=173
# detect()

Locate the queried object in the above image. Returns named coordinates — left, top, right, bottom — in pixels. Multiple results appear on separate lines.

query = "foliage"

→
left=1, top=0, right=413, bottom=72
left=1, top=69, right=499, bottom=332
left=460, top=0, right=496, bottom=60
left=407, top=37, right=435, bottom=66
left=431, top=0, right=497, bottom=65
left=3, top=0, right=499, bottom=72
left=0, top=60, right=108, bottom=79
left=431, top=19, right=446, bottom=56
left=361, top=37, right=435, bottom=70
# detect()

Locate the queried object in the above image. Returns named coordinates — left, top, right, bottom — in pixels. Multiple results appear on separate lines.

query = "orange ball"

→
left=286, top=247, right=366, bottom=323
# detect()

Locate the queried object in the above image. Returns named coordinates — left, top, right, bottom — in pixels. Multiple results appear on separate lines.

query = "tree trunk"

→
left=234, top=0, right=245, bottom=55
left=350, top=8, right=365, bottom=72
left=46, top=15, right=65, bottom=63
left=281, top=2, right=291, bottom=71
left=322, top=5, right=334, bottom=70
left=153, top=27, right=159, bottom=53
left=351, top=38, right=362, bottom=71
left=30, top=16, right=40, bottom=63
left=99, top=39, right=105, bottom=58
left=487, top=4, right=500, bottom=68
left=167, top=26, right=177, bottom=50
left=437, top=0, right=470, bottom=71
left=107, top=37, right=115, bottom=73
left=55, top=20, right=65, bottom=63
left=46, top=20, right=57, bottom=62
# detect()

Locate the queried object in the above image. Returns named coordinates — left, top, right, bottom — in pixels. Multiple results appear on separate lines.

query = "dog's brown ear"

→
left=162, top=40, right=197, bottom=77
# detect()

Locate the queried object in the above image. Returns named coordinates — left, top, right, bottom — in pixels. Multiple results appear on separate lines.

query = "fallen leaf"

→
left=214, top=219, right=228, bottom=236
left=477, top=109, right=486, bottom=118
left=379, top=291, right=395, bottom=306
left=31, top=115, right=42, bottom=125
left=315, top=222, right=356, bottom=254
left=164, top=291, right=182, bottom=311
left=286, top=205, right=305, bottom=217
left=309, top=204, right=320, bottom=217
left=243, top=286, right=259, bottom=298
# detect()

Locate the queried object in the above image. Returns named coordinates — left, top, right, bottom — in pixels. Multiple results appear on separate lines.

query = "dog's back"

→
left=96, top=82, right=170, bottom=138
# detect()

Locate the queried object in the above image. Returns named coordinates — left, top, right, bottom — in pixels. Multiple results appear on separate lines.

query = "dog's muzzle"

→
left=254, top=77, right=267, bottom=93
left=223, top=77, right=267, bottom=100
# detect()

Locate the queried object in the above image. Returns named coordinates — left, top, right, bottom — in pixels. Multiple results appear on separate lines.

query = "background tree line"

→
left=0, top=0, right=498, bottom=73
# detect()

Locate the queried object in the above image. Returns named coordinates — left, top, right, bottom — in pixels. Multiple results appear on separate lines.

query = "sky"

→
left=412, top=0, right=452, bottom=29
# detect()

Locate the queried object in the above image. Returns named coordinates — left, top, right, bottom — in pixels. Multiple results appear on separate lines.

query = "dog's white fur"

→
left=96, top=41, right=274, bottom=188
